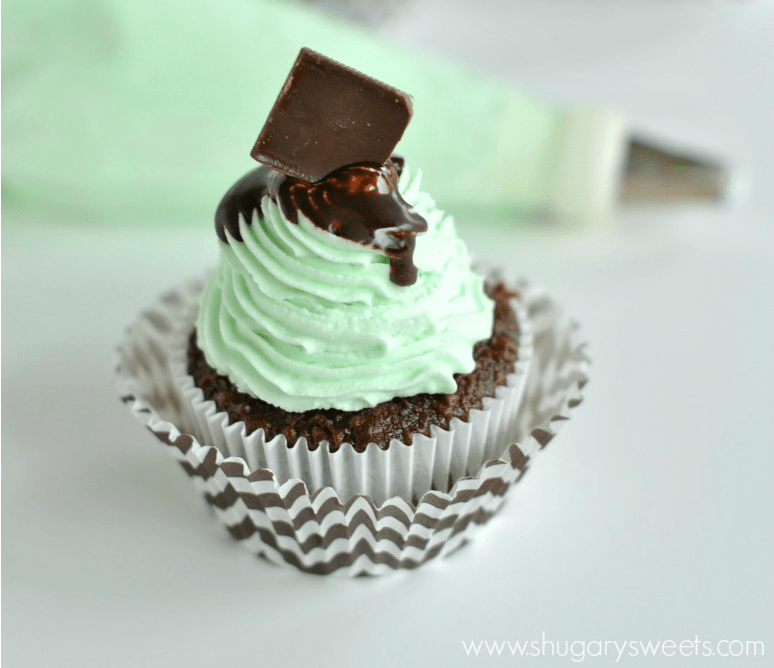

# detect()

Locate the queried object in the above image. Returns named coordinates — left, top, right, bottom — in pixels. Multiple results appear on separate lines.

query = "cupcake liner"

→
left=163, top=278, right=532, bottom=506
left=116, top=277, right=588, bottom=576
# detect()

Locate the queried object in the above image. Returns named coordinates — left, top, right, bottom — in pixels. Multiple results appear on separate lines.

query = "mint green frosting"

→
left=196, top=165, right=494, bottom=412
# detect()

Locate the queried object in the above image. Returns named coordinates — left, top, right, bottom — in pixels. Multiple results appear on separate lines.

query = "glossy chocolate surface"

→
left=251, top=48, right=413, bottom=183
left=215, top=157, right=427, bottom=286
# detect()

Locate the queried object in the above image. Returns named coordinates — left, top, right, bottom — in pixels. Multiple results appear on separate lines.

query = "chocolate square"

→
left=251, top=48, right=413, bottom=182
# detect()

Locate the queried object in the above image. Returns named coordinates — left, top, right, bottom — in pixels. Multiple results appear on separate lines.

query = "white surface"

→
left=3, top=2, right=773, bottom=667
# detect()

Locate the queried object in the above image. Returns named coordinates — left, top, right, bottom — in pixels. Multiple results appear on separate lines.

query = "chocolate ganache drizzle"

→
left=215, top=157, right=428, bottom=286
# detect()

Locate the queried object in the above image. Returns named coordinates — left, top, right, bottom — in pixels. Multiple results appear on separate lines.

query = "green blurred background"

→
left=3, top=0, right=567, bottom=231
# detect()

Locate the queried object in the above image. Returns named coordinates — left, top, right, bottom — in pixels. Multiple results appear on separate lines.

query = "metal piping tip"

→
left=620, top=138, right=730, bottom=204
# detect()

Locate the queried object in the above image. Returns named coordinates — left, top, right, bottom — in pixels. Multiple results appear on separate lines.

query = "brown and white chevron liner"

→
left=116, top=278, right=588, bottom=576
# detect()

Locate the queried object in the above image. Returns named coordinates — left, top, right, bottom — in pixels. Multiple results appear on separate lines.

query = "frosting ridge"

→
left=197, top=163, right=494, bottom=412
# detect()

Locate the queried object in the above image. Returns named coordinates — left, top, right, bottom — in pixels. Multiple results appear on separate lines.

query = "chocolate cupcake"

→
left=116, top=49, right=588, bottom=575
left=164, top=154, right=532, bottom=506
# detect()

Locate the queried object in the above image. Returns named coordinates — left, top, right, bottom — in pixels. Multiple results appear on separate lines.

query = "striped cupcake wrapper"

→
left=116, top=277, right=588, bottom=576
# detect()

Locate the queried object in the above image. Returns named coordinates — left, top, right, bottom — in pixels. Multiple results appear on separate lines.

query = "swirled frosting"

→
left=196, top=161, right=494, bottom=412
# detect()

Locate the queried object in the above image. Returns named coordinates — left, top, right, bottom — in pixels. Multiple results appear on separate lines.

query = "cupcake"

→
left=116, top=49, right=588, bottom=575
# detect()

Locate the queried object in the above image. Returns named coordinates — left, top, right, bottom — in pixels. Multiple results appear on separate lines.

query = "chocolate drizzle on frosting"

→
left=214, top=157, right=427, bottom=286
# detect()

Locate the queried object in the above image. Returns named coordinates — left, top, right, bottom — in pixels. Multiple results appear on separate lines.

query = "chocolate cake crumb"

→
left=187, top=281, right=520, bottom=452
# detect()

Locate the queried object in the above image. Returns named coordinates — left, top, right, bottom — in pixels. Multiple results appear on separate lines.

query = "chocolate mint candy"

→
left=251, top=48, right=413, bottom=182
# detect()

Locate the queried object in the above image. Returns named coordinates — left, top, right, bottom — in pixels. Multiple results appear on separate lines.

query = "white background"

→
left=4, top=1, right=773, bottom=666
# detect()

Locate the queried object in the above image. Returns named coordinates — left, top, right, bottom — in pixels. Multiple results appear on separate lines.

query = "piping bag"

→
left=2, top=0, right=729, bottom=228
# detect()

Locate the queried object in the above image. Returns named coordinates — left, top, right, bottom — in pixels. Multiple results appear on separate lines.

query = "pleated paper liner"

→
left=165, top=277, right=532, bottom=506
left=116, top=277, right=588, bottom=576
